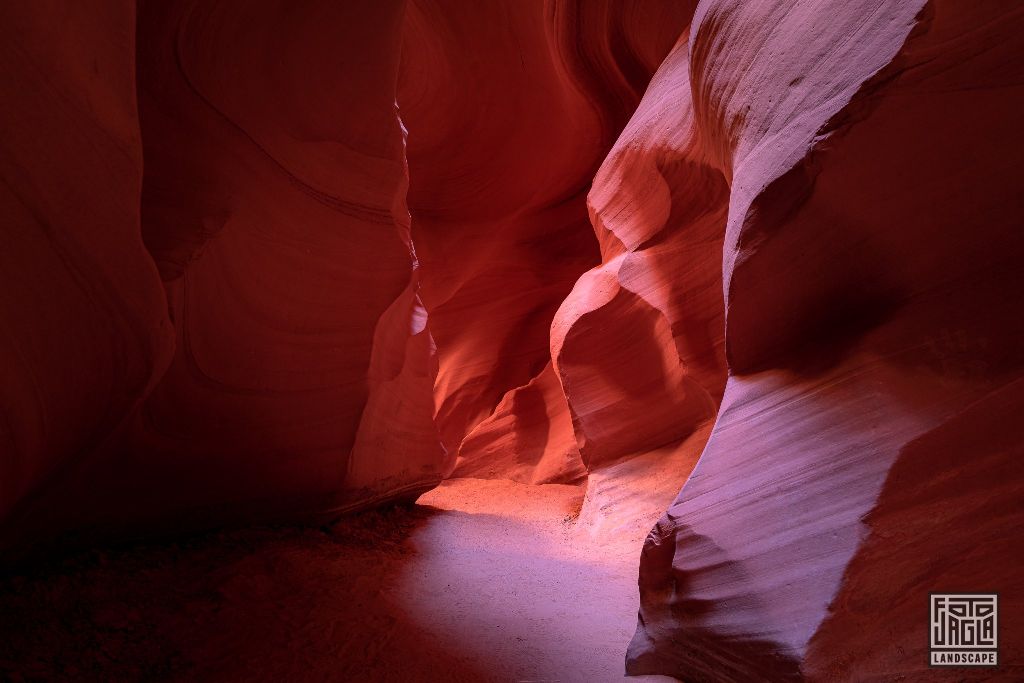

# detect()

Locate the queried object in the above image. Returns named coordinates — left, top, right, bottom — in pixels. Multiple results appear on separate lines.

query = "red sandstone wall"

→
left=402, top=0, right=695, bottom=482
left=2, top=1, right=423, bottom=546
left=0, top=2, right=175, bottom=545
left=625, top=0, right=1024, bottom=678
left=1, top=0, right=1022, bottom=676
left=0, top=0, right=695, bottom=545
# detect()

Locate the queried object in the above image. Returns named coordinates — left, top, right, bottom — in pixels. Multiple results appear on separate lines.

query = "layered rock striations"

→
left=0, top=2, right=175, bottom=544
left=2, top=0, right=1022, bottom=677
left=0, top=1, right=698, bottom=546
left=625, top=0, right=1024, bottom=679
left=125, top=0, right=421, bottom=527
left=402, top=0, right=695, bottom=483
left=2, top=1, right=426, bottom=546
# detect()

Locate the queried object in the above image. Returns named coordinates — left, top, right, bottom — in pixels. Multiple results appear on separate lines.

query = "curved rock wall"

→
left=402, top=0, right=695, bottom=481
left=2, top=0, right=1022, bottom=677
left=0, top=2, right=175, bottom=544
left=625, top=0, right=1024, bottom=678
left=1, top=0, right=422, bottom=546
left=128, top=0, right=418, bottom=524
left=0, top=1, right=696, bottom=545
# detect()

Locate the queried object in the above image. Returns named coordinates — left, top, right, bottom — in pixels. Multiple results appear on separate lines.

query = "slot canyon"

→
left=1, top=1, right=1023, bottom=681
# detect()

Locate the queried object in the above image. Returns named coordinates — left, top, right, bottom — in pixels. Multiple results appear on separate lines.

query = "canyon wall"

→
left=0, top=2, right=176, bottom=547
left=0, top=1, right=697, bottom=548
left=1, top=0, right=423, bottom=547
left=623, top=0, right=1024, bottom=679
left=403, top=0, right=695, bottom=484
left=2, top=0, right=1022, bottom=677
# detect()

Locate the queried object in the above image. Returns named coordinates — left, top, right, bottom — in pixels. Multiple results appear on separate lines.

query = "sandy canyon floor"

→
left=0, top=476, right=686, bottom=682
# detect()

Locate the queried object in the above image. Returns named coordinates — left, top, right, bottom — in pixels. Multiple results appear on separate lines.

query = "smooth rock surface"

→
left=0, top=2, right=174, bottom=542
left=625, top=0, right=1024, bottom=679
left=1, top=0, right=1022, bottom=679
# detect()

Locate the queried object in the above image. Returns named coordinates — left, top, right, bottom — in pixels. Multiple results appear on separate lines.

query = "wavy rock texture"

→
left=0, top=0, right=698, bottom=546
left=805, top=377, right=1024, bottom=679
left=0, top=2, right=174, bottom=541
left=551, top=21, right=727, bottom=473
left=402, top=0, right=695, bottom=483
left=1, top=1, right=426, bottom=547
left=2, top=0, right=1022, bottom=677
left=124, top=0, right=422, bottom=526
left=626, top=0, right=1024, bottom=679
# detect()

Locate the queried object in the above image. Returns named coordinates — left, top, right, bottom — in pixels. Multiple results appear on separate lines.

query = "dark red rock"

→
left=1, top=1, right=1022, bottom=679
left=0, top=2, right=174, bottom=542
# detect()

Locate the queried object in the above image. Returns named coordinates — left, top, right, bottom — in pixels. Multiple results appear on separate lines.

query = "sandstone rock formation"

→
left=0, top=2, right=175, bottom=545
left=2, top=1, right=426, bottom=548
left=0, top=0, right=695, bottom=545
left=624, top=0, right=1024, bottom=679
left=2, top=0, right=1022, bottom=678
left=403, top=0, right=695, bottom=481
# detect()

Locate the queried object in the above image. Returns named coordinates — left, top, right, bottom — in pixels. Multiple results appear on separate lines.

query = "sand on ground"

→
left=0, top=472, right=689, bottom=682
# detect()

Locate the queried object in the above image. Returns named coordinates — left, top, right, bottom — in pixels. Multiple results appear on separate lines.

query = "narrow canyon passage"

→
left=2, top=1, right=1023, bottom=680
left=404, top=478, right=683, bottom=683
